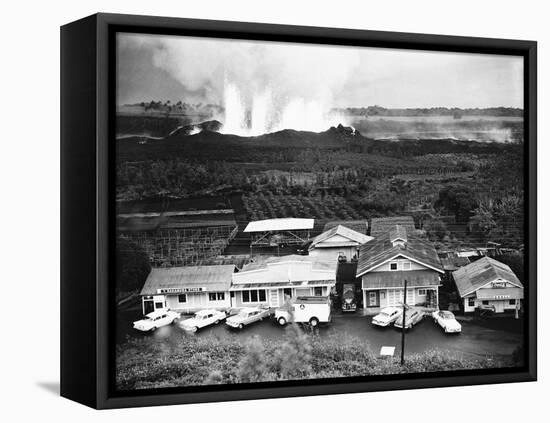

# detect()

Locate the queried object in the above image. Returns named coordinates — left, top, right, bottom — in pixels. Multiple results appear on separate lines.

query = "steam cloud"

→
left=121, top=34, right=361, bottom=135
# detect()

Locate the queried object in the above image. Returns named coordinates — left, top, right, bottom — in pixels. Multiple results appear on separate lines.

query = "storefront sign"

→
left=157, top=287, right=205, bottom=294
left=491, top=281, right=507, bottom=288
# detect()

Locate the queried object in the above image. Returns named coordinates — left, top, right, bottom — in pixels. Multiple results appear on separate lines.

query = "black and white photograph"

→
left=114, top=31, right=528, bottom=392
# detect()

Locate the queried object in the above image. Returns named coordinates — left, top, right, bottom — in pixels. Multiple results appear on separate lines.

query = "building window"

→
left=314, top=287, right=323, bottom=296
left=482, top=300, right=489, bottom=305
left=251, top=290, right=258, bottom=302
left=468, top=297, right=475, bottom=307
left=509, top=299, right=516, bottom=305
left=154, top=302, right=164, bottom=309
left=242, top=289, right=267, bottom=303
left=418, top=289, right=426, bottom=296
left=208, top=292, right=225, bottom=301
left=178, top=294, right=187, bottom=303
left=390, top=262, right=398, bottom=271
left=380, top=291, right=386, bottom=300
left=283, top=288, right=292, bottom=298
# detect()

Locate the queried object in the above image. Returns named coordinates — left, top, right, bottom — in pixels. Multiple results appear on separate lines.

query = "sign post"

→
left=400, top=279, right=408, bottom=365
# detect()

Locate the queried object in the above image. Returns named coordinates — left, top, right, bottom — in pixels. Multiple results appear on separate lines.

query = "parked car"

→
left=341, top=284, right=357, bottom=312
left=133, top=309, right=180, bottom=332
left=226, top=307, right=271, bottom=329
left=372, top=306, right=403, bottom=327
left=275, top=296, right=332, bottom=327
left=432, top=310, right=462, bottom=333
left=394, top=307, right=425, bottom=330
left=179, top=309, right=227, bottom=332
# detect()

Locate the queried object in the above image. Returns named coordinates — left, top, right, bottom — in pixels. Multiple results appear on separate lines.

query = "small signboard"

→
left=380, top=346, right=396, bottom=357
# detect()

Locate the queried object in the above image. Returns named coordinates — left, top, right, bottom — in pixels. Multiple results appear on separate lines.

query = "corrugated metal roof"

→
left=244, top=218, right=314, bottom=232
left=309, top=225, right=373, bottom=249
left=323, top=220, right=369, bottom=235
left=233, top=255, right=336, bottom=284
left=356, top=226, right=443, bottom=276
left=362, top=270, right=440, bottom=289
left=370, top=216, right=415, bottom=238
left=452, top=256, right=523, bottom=297
left=241, top=255, right=335, bottom=272
left=140, top=265, right=235, bottom=296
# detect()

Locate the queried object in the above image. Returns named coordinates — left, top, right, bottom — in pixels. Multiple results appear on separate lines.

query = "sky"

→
left=117, top=32, right=524, bottom=109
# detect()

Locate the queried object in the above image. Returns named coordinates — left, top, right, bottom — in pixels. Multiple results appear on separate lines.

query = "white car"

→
left=179, top=309, right=227, bottom=332
left=432, top=310, right=462, bottom=333
left=133, top=309, right=180, bottom=332
left=372, top=306, right=403, bottom=327
left=226, top=307, right=271, bottom=329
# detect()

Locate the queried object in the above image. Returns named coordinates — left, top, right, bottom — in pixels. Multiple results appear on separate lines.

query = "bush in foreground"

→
left=116, top=329, right=512, bottom=391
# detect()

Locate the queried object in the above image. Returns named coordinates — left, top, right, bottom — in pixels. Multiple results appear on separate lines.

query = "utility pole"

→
left=400, top=279, right=408, bottom=365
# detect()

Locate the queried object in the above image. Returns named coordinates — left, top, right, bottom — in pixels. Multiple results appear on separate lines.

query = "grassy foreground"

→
left=116, top=326, right=514, bottom=391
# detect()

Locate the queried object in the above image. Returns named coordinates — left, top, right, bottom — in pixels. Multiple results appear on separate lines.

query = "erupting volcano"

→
left=220, top=79, right=349, bottom=136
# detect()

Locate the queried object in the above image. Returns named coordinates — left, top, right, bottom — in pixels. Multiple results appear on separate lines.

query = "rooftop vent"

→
left=389, top=225, right=407, bottom=247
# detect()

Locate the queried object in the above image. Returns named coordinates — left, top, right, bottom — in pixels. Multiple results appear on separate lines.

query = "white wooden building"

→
left=230, top=255, right=336, bottom=308
left=308, top=224, right=373, bottom=263
left=139, top=265, right=236, bottom=314
left=356, top=225, right=444, bottom=314
left=452, top=256, right=524, bottom=313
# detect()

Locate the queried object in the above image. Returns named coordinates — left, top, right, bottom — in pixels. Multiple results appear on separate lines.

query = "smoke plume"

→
left=120, top=34, right=360, bottom=135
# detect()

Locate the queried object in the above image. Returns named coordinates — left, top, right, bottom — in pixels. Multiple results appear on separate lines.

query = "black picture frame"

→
left=60, top=12, right=537, bottom=409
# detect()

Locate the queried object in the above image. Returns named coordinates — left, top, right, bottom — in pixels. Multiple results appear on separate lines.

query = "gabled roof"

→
left=356, top=226, right=443, bottom=277
left=323, top=220, right=369, bottom=235
left=244, top=218, right=314, bottom=232
left=452, top=256, right=523, bottom=298
left=140, top=265, right=236, bottom=295
left=370, top=216, right=415, bottom=238
left=309, top=225, right=373, bottom=249
left=362, top=270, right=440, bottom=289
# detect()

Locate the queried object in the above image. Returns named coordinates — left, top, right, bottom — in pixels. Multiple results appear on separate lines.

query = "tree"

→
left=237, top=336, right=267, bottom=383
left=273, top=324, right=312, bottom=379
left=469, top=200, right=497, bottom=235
left=435, top=185, right=477, bottom=223
left=424, top=218, right=449, bottom=241
left=115, top=237, right=151, bottom=298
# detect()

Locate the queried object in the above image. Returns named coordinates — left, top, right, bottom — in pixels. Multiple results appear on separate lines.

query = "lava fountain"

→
left=221, top=80, right=347, bottom=136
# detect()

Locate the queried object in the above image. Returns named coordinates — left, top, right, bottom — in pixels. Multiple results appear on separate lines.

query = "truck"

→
left=275, top=296, right=332, bottom=327
left=341, top=283, right=357, bottom=312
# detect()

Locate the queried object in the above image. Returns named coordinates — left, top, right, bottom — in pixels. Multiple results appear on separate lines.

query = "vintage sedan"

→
left=432, top=310, right=462, bottom=333
left=226, top=307, right=271, bottom=329
left=133, top=309, right=180, bottom=332
left=394, top=307, right=425, bottom=330
left=179, top=309, right=227, bottom=332
left=372, top=306, right=403, bottom=327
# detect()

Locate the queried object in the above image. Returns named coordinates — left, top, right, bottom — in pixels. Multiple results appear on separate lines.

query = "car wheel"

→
left=309, top=317, right=319, bottom=327
left=150, top=326, right=157, bottom=332
left=191, top=326, right=198, bottom=333
left=278, top=317, right=287, bottom=326
left=238, top=323, right=244, bottom=330
left=215, top=319, right=220, bottom=324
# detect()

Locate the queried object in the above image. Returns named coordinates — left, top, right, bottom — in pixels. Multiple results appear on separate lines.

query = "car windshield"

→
left=440, top=311, right=454, bottom=319
left=237, top=312, right=248, bottom=318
